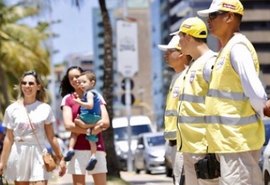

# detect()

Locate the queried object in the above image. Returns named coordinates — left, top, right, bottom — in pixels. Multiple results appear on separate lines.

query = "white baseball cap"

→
left=158, top=35, right=181, bottom=51
left=197, top=0, right=244, bottom=17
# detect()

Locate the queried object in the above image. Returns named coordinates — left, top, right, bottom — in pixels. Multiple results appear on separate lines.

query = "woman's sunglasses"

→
left=21, top=81, right=35, bottom=86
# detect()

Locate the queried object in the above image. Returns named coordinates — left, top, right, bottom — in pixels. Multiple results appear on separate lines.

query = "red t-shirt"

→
left=62, top=94, right=105, bottom=151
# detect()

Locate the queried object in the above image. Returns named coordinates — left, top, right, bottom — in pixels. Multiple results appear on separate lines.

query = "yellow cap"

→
left=197, top=0, right=244, bottom=17
left=178, top=17, right=207, bottom=39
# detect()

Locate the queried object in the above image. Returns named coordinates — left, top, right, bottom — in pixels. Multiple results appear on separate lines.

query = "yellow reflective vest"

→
left=205, top=33, right=265, bottom=153
left=164, top=72, right=185, bottom=140
left=177, top=50, right=217, bottom=153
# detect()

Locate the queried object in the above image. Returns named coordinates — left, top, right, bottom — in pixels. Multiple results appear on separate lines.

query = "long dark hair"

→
left=59, top=66, right=83, bottom=97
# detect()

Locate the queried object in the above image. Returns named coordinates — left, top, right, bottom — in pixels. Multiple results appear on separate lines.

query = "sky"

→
left=7, top=0, right=147, bottom=64
left=7, top=0, right=99, bottom=64
left=49, top=0, right=145, bottom=64
left=50, top=1, right=98, bottom=64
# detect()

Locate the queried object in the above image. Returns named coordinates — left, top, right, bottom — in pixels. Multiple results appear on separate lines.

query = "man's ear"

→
left=178, top=52, right=184, bottom=58
left=225, top=12, right=234, bottom=23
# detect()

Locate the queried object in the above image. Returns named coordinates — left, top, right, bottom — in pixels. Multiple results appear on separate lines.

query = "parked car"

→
left=134, top=132, right=166, bottom=174
left=261, top=118, right=270, bottom=184
left=112, top=115, right=154, bottom=170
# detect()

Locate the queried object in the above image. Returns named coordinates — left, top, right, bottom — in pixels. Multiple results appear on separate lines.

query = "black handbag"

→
left=194, top=153, right=220, bottom=179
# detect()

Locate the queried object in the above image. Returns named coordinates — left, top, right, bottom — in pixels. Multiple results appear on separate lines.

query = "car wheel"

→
left=264, top=171, right=270, bottom=185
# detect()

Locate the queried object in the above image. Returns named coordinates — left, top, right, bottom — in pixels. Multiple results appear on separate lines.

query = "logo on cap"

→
left=222, top=3, right=236, bottom=10
left=182, top=24, right=192, bottom=29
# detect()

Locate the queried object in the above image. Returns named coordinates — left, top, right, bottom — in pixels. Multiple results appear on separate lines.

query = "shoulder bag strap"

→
left=25, top=107, right=44, bottom=152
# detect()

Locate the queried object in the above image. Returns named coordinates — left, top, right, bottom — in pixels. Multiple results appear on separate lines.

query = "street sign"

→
left=116, top=20, right=139, bottom=78
left=116, top=19, right=138, bottom=173
left=121, top=78, right=134, bottom=90
left=121, top=93, right=135, bottom=105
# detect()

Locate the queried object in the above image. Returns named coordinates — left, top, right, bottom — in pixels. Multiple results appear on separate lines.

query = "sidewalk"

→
left=49, top=171, right=173, bottom=185
left=49, top=172, right=94, bottom=185
left=49, top=171, right=135, bottom=185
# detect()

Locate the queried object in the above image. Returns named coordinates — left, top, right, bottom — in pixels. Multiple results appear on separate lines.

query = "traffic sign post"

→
left=116, top=18, right=139, bottom=172
left=121, top=78, right=134, bottom=91
left=124, top=78, right=132, bottom=172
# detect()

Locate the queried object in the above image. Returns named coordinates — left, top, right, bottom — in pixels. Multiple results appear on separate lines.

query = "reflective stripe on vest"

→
left=179, top=94, right=205, bottom=103
left=178, top=116, right=205, bottom=123
left=165, top=110, right=178, bottom=116
left=178, top=114, right=258, bottom=125
left=208, top=89, right=248, bottom=101
left=164, top=130, right=177, bottom=140
left=205, top=115, right=258, bottom=125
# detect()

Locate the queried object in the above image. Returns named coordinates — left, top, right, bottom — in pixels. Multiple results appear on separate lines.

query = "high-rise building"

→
left=92, top=3, right=156, bottom=124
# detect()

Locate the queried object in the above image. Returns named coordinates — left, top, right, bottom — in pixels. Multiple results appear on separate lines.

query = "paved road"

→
left=50, top=171, right=173, bottom=185
left=121, top=171, right=173, bottom=185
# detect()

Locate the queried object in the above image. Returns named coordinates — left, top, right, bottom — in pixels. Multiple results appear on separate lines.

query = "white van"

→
left=112, top=115, right=153, bottom=170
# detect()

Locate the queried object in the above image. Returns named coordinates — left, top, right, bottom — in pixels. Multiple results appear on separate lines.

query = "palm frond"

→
left=1, top=5, right=38, bottom=23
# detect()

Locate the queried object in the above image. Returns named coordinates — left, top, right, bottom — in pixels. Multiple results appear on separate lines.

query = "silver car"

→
left=134, top=132, right=166, bottom=174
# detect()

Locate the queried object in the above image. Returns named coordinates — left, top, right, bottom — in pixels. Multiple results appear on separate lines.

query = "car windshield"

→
left=146, top=135, right=165, bottom=147
left=114, top=125, right=151, bottom=141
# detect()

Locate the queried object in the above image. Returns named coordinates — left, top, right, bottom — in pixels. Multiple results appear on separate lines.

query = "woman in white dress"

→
left=0, top=71, right=66, bottom=185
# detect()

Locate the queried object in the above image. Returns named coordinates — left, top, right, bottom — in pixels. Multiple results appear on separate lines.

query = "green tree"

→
left=0, top=1, right=51, bottom=119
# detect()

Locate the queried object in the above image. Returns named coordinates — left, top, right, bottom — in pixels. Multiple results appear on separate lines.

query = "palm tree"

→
left=0, top=1, right=51, bottom=118
left=97, top=0, right=120, bottom=177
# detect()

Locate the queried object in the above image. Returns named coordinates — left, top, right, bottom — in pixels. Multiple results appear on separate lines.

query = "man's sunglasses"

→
left=209, top=11, right=228, bottom=20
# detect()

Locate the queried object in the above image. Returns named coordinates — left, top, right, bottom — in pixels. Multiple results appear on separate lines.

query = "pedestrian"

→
left=197, top=0, right=267, bottom=184
left=64, top=71, right=102, bottom=172
left=175, top=17, right=218, bottom=185
left=60, top=66, right=109, bottom=185
left=0, top=70, right=66, bottom=184
left=158, top=34, right=191, bottom=185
